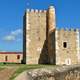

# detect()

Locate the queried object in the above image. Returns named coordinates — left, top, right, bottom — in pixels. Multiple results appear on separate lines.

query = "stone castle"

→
left=23, top=6, right=80, bottom=65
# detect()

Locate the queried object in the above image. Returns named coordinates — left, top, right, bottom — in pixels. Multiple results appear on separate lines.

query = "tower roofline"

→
left=48, top=6, right=55, bottom=10
left=49, top=6, right=54, bottom=8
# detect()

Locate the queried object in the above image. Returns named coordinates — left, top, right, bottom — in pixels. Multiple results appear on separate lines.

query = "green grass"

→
left=0, top=62, right=19, bottom=66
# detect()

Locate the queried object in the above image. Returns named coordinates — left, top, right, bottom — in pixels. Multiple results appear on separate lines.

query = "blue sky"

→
left=0, top=0, right=80, bottom=52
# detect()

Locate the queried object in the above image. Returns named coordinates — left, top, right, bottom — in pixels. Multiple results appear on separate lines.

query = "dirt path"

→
left=0, top=67, right=17, bottom=80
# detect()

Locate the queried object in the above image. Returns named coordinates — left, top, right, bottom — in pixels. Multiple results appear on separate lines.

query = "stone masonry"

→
left=23, top=8, right=48, bottom=64
left=23, top=6, right=80, bottom=65
left=56, top=29, right=80, bottom=65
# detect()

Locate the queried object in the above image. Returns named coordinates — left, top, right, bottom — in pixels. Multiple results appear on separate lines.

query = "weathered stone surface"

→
left=23, top=8, right=48, bottom=64
left=26, top=65, right=80, bottom=80
left=23, top=5, right=80, bottom=65
left=55, top=29, right=79, bottom=65
left=15, top=65, right=80, bottom=80
left=23, top=6, right=56, bottom=64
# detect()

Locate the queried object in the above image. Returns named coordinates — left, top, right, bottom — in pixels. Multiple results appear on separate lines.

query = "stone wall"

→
left=55, top=29, right=80, bottom=65
left=23, top=6, right=56, bottom=64
left=23, top=9, right=48, bottom=64
left=23, top=6, right=80, bottom=65
left=0, top=52, right=22, bottom=63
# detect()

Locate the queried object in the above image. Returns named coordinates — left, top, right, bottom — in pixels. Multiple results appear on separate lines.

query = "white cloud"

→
left=11, top=29, right=22, bottom=36
left=3, top=28, right=22, bottom=41
left=3, top=35, right=15, bottom=41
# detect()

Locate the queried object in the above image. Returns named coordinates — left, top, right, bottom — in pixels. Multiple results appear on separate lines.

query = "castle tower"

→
left=47, top=6, right=56, bottom=64
left=48, top=6, right=56, bottom=32
left=23, top=6, right=56, bottom=64
left=23, top=6, right=80, bottom=65
left=23, top=9, right=48, bottom=64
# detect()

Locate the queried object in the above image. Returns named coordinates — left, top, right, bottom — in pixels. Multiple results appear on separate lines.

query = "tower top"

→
left=49, top=6, right=55, bottom=10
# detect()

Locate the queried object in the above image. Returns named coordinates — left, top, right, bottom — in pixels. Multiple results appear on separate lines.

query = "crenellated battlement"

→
left=23, top=6, right=80, bottom=65
left=26, top=9, right=47, bottom=13
left=57, top=28, right=80, bottom=32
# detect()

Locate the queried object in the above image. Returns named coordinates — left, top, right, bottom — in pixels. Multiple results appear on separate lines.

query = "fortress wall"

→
left=56, top=28, right=80, bottom=65
left=24, top=9, right=47, bottom=64
left=23, top=6, right=80, bottom=65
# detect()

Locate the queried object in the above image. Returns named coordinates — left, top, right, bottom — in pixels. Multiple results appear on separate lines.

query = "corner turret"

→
left=47, top=6, right=56, bottom=32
